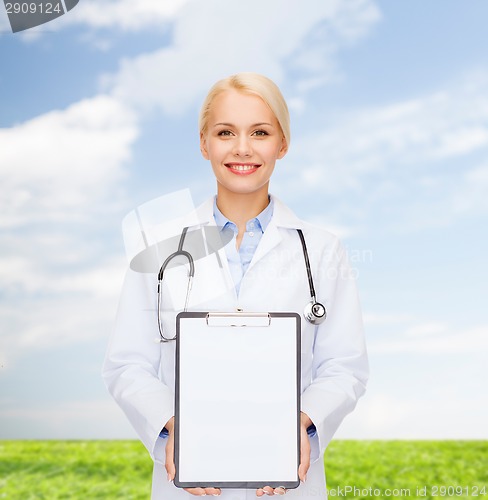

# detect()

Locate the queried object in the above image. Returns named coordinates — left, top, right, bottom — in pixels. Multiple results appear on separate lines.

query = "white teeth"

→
left=228, top=164, right=256, bottom=171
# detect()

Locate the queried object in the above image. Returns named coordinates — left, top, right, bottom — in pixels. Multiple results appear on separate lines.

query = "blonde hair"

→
left=199, top=72, right=290, bottom=148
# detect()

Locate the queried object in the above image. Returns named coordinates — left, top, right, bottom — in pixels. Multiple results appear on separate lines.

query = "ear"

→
left=200, top=133, right=209, bottom=160
left=277, top=136, right=288, bottom=159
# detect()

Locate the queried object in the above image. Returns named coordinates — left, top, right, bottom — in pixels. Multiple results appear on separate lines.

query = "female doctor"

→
left=102, top=73, right=368, bottom=499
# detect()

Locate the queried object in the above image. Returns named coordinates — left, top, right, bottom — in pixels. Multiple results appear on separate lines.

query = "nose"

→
left=233, top=135, right=252, bottom=157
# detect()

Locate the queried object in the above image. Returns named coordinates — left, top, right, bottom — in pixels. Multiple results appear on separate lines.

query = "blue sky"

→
left=0, top=0, right=487, bottom=439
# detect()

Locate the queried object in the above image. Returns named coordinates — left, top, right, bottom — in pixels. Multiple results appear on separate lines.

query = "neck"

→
left=216, top=184, right=270, bottom=230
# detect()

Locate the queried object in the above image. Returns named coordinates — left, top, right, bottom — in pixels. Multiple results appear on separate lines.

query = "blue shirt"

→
left=213, top=196, right=274, bottom=296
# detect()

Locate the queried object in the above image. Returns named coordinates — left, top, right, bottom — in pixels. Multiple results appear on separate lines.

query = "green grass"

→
left=0, top=441, right=152, bottom=499
left=0, top=441, right=486, bottom=499
left=324, top=441, right=487, bottom=499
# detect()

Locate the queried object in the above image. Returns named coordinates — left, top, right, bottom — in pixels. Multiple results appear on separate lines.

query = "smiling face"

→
left=200, top=89, right=288, bottom=199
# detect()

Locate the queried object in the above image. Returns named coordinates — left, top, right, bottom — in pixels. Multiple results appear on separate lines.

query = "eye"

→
left=252, top=129, right=269, bottom=137
left=217, top=130, right=233, bottom=137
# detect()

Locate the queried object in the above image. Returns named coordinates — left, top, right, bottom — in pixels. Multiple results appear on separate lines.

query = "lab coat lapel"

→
left=248, top=222, right=282, bottom=271
left=186, top=195, right=305, bottom=291
left=184, top=197, right=237, bottom=303
left=247, top=195, right=304, bottom=273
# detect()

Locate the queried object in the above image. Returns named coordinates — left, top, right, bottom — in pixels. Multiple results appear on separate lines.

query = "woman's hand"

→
left=256, top=486, right=286, bottom=496
left=298, top=411, right=312, bottom=482
left=256, top=411, right=312, bottom=496
left=164, top=416, right=222, bottom=496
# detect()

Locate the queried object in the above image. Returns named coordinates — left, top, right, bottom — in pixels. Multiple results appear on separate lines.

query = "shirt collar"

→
left=213, top=196, right=274, bottom=233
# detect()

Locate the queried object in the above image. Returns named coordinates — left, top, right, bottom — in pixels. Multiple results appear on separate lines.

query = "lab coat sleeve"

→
left=102, top=268, right=174, bottom=464
left=300, top=237, right=369, bottom=462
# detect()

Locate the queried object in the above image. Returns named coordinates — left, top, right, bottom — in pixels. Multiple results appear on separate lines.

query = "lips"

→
left=225, top=163, right=261, bottom=174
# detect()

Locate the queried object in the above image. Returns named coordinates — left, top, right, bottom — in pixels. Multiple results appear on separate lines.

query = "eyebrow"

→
left=213, top=122, right=274, bottom=128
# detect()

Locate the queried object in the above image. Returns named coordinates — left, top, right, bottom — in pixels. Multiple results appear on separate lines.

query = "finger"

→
left=204, top=487, right=221, bottom=496
left=263, top=486, right=274, bottom=496
left=184, top=487, right=208, bottom=496
left=165, top=432, right=176, bottom=481
left=274, top=487, right=286, bottom=495
left=298, top=449, right=310, bottom=481
left=256, top=489, right=265, bottom=497
left=298, top=426, right=311, bottom=482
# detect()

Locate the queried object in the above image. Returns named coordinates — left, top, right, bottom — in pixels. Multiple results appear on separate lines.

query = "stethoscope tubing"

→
left=156, top=227, right=326, bottom=342
left=296, top=229, right=316, bottom=302
left=157, top=227, right=194, bottom=342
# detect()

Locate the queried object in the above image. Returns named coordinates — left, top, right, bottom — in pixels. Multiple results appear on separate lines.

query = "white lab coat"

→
left=102, top=195, right=368, bottom=500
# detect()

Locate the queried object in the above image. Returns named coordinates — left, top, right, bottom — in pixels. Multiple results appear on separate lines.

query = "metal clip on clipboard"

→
left=206, top=312, right=271, bottom=327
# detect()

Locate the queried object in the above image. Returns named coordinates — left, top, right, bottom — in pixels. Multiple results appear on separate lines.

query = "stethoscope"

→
left=157, top=227, right=326, bottom=342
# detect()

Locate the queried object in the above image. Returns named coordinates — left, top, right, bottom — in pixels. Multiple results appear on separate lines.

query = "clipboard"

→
left=174, top=311, right=301, bottom=490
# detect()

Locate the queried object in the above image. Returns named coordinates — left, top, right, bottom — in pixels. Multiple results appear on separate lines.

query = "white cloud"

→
left=397, top=160, right=488, bottom=229
left=363, top=312, right=413, bottom=326
left=0, top=94, right=138, bottom=227
left=268, top=69, right=488, bottom=233
left=466, top=164, right=488, bottom=183
left=404, top=322, right=448, bottom=337
left=0, top=399, right=136, bottom=439
left=451, top=163, right=488, bottom=215
left=340, top=311, right=488, bottom=438
left=339, top=391, right=488, bottom=439
left=0, top=4, right=10, bottom=32
left=284, top=71, right=488, bottom=198
left=104, top=0, right=381, bottom=115
left=10, top=2, right=379, bottom=375
left=0, top=94, right=139, bottom=369
left=0, top=253, right=126, bottom=300
left=368, top=325, right=488, bottom=355
left=1, top=0, right=187, bottom=42
left=64, top=0, right=189, bottom=31
left=0, top=256, right=126, bottom=369
left=305, top=215, right=356, bottom=239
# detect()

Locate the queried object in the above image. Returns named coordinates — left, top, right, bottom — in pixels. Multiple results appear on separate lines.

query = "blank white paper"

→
left=175, top=314, right=300, bottom=487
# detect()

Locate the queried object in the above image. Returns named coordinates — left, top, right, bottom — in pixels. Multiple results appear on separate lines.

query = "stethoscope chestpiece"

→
left=303, top=300, right=327, bottom=325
